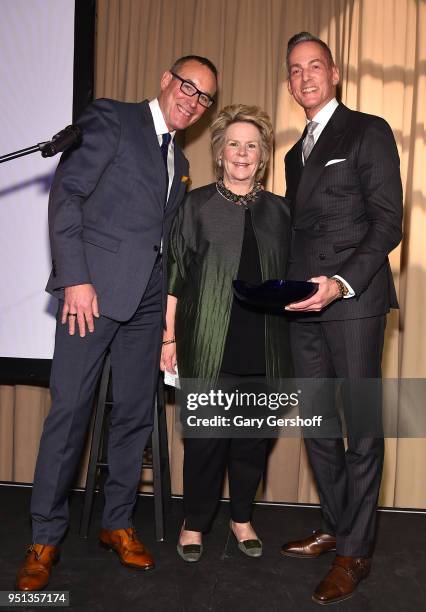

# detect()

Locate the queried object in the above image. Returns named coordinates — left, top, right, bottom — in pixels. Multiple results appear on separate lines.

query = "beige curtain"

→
left=1, top=0, right=425, bottom=508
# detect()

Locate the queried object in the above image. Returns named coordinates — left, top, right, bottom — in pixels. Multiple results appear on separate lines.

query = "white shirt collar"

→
left=308, top=97, right=339, bottom=129
left=148, top=98, right=176, bottom=140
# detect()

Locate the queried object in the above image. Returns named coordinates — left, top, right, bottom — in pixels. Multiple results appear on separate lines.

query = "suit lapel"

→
left=294, top=104, right=349, bottom=214
left=286, top=137, right=304, bottom=200
left=139, top=101, right=168, bottom=210
left=168, top=145, right=186, bottom=209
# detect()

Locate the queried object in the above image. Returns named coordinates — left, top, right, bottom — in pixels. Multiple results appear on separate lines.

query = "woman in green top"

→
left=161, top=104, right=292, bottom=562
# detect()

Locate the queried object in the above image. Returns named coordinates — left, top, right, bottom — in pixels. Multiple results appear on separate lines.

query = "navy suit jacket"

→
left=46, top=99, right=189, bottom=321
left=285, top=103, right=403, bottom=321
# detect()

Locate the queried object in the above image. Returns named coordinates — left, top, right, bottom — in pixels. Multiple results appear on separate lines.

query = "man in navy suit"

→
left=280, top=33, right=402, bottom=605
left=17, top=55, right=217, bottom=591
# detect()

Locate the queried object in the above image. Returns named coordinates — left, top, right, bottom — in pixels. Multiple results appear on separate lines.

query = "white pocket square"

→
left=325, top=158, right=346, bottom=167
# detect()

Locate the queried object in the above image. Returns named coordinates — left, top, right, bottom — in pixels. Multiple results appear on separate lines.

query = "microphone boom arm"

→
left=0, top=125, right=82, bottom=164
left=0, top=142, right=49, bottom=164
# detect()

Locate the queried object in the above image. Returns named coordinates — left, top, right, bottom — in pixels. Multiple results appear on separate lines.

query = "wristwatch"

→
left=333, top=277, right=349, bottom=298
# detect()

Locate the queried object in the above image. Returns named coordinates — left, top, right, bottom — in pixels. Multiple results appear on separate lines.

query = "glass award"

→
left=232, top=279, right=319, bottom=313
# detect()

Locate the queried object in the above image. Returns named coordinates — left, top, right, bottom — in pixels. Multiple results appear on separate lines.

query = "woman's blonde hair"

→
left=210, top=104, right=274, bottom=181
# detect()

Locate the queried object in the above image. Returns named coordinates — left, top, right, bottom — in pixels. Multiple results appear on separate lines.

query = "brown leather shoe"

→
left=312, top=555, right=371, bottom=605
left=99, top=527, right=154, bottom=570
left=16, top=544, right=60, bottom=591
left=281, top=530, right=336, bottom=558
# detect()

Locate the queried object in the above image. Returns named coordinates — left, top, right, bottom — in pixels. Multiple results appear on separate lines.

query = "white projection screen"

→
left=0, top=0, right=75, bottom=361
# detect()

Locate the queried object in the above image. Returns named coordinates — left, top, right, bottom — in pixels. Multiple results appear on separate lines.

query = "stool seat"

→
left=79, top=352, right=171, bottom=541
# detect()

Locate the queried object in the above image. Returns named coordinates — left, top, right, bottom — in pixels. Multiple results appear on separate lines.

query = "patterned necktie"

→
left=302, top=120, right=318, bottom=163
left=160, top=132, right=171, bottom=205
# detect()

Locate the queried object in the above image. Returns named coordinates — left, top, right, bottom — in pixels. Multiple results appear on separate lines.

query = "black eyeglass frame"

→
left=170, top=72, right=215, bottom=108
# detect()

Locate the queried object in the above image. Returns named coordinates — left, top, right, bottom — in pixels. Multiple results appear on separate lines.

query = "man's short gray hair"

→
left=286, top=32, right=335, bottom=72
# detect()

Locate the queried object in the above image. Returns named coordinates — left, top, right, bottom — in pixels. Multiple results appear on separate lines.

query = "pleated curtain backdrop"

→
left=1, top=0, right=425, bottom=508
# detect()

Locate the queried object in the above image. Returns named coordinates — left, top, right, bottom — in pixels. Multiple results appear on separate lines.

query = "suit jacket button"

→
left=153, top=245, right=159, bottom=252
left=319, top=253, right=326, bottom=260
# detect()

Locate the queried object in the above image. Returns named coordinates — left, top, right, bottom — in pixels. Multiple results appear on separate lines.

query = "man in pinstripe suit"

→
left=280, top=32, right=403, bottom=605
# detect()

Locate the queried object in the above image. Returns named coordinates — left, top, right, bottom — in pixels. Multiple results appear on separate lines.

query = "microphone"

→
left=40, top=125, right=82, bottom=158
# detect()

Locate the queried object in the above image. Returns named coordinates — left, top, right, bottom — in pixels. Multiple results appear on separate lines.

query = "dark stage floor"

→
left=0, top=486, right=425, bottom=611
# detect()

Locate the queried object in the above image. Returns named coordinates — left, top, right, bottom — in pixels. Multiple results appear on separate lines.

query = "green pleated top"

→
left=167, top=183, right=293, bottom=382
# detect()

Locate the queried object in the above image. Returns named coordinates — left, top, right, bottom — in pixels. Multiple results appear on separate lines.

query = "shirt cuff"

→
left=332, top=275, right=355, bottom=298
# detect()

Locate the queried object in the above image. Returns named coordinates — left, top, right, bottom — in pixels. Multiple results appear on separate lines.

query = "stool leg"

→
left=152, top=374, right=171, bottom=541
left=79, top=354, right=111, bottom=538
left=157, top=378, right=171, bottom=514
left=152, top=386, right=164, bottom=541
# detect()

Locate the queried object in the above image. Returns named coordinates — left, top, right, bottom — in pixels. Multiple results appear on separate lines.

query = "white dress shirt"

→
left=149, top=98, right=175, bottom=201
left=303, top=98, right=354, bottom=298
left=303, top=97, right=339, bottom=157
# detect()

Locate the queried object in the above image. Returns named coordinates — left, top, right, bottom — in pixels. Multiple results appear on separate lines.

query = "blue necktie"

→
left=160, top=133, right=171, bottom=208
left=161, top=132, right=171, bottom=192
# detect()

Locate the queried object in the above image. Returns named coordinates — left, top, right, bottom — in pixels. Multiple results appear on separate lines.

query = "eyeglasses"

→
left=170, top=72, right=215, bottom=109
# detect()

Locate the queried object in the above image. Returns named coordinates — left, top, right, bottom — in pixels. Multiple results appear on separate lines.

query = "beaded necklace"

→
left=216, top=178, right=262, bottom=209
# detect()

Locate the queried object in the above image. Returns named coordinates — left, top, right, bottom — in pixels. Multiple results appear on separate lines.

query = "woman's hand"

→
left=160, top=341, right=177, bottom=374
left=161, top=294, right=178, bottom=373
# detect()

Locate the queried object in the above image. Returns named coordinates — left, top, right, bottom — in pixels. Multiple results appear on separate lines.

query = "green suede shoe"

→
left=237, top=538, right=263, bottom=558
left=176, top=543, right=203, bottom=563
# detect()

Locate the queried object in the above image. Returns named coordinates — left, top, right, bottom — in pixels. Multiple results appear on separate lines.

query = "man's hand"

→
left=285, top=276, right=341, bottom=312
left=62, top=284, right=99, bottom=337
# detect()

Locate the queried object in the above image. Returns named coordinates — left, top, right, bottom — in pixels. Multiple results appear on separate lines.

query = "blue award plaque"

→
left=232, top=279, right=318, bottom=313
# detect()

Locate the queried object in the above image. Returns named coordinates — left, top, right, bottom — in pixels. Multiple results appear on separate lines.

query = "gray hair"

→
left=286, top=32, right=335, bottom=72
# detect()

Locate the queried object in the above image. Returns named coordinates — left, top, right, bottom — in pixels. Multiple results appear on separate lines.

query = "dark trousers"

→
left=31, top=261, right=163, bottom=545
left=289, top=315, right=386, bottom=558
left=183, top=437, right=268, bottom=532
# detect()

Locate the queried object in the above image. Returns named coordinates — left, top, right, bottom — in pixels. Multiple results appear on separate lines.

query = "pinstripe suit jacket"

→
left=285, top=103, right=403, bottom=321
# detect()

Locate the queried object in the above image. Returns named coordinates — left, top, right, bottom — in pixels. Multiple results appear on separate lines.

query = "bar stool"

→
left=79, top=352, right=171, bottom=541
